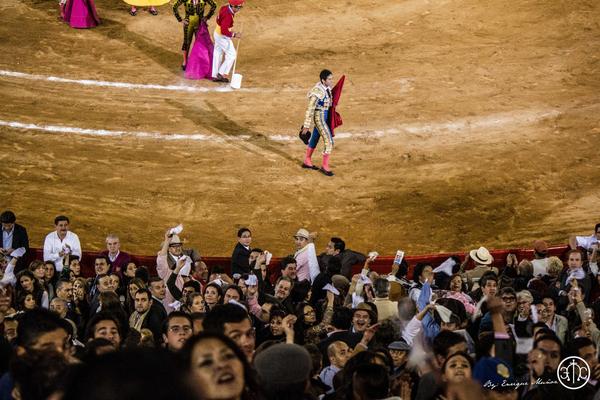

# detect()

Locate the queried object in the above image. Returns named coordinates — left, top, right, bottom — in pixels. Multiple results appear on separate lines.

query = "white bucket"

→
left=230, top=73, right=243, bottom=89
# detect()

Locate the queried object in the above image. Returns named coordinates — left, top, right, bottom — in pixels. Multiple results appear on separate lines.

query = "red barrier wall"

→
left=28, top=245, right=570, bottom=279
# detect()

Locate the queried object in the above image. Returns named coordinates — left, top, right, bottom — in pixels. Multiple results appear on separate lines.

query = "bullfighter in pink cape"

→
left=173, top=0, right=216, bottom=74
left=184, top=21, right=215, bottom=79
left=60, top=0, right=100, bottom=29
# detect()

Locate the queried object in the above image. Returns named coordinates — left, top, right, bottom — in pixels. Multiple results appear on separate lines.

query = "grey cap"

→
left=254, top=343, right=312, bottom=387
left=388, top=341, right=411, bottom=351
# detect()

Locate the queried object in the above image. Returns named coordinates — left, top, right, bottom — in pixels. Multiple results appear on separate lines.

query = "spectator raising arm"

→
left=488, top=295, right=514, bottom=367
left=0, top=256, right=17, bottom=286
left=402, top=303, right=436, bottom=345
left=574, top=288, right=600, bottom=349
left=158, top=229, right=171, bottom=258
left=282, top=314, right=297, bottom=344
left=166, top=257, right=188, bottom=300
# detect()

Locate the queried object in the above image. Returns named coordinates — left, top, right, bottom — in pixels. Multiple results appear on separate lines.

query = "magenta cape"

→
left=61, top=0, right=100, bottom=29
left=185, top=22, right=214, bottom=80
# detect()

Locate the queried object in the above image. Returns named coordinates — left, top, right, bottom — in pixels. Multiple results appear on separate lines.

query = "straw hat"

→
left=169, top=235, right=183, bottom=246
left=469, top=246, right=493, bottom=265
left=293, top=229, right=310, bottom=240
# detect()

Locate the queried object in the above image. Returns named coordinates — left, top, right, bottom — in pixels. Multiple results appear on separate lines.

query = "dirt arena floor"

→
left=0, top=0, right=599, bottom=257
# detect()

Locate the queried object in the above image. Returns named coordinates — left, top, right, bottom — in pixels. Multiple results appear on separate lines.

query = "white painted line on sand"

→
left=0, top=109, right=559, bottom=143
left=0, top=120, right=244, bottom=141
left=0, top=69, right=250, bottom=93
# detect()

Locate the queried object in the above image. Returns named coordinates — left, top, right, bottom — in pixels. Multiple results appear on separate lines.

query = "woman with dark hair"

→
left=184, top=293, right=206, bottom=314
left=181, top=331, right=258, bottom=400
left=236, top=277, right=248, bottom=298
left=16, top=292, right=38, bottom=311
left=15, top=270, right=48, bottom=308
left=408, top=263, right=433, bottom=304
left=442, top=351, right=473, bottom=382
left=295, top=292, right=335, bottom=345
left=43, top=261, right=58, bottom=300
left=29, top=260, right=46, bottom=285
left=122, top=262, right=137, bottom=285
left=203, top=282, right=224, bottom=311
left=72, top=277, right=90, bottom=336
left=433, top=351, right=475, bottom=399
left=443, top=273, right=476, bottom=316
left=256, top=309, right=287, bottom=346
left=98, top=292, right=129, bottom=337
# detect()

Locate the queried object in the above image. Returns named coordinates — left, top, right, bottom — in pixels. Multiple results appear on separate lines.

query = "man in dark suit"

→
left=129, top=288, right=166, bottom=346
left=319, top=237, right=366, bottom=279
left=231, top=227, right=252, bottom=275
left=0, top=210, right=29, bottom=273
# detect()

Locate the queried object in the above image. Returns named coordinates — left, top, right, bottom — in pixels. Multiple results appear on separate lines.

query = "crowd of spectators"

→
left=1, top=210, right=600, bottom=400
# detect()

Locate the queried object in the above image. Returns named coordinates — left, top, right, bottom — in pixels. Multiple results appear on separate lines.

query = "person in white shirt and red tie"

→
left=212, top=0, right=244, bottom=83
left=43, top=215, right=82, bottom=273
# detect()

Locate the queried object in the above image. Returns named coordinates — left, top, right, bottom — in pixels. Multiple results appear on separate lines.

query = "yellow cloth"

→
left=123, top=0, right=170, bottom=6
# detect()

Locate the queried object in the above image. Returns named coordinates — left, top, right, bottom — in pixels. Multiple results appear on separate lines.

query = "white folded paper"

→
left=264, top=251, right=272, bottom=266
left=435, top=304, right=453, bottom=323
left=359, top=275, right=373, bottom=285
left=228, top=299, right=247, bottom=311
left=9, top=247, right=26, bottom=258
left=433, top=257, right=457, bottom=276
left=179, top=257, right=192, bottom=276
left=245, top=275, right=258, bottom=286
left=323, top=283, right=340, bottom=295
left=169, top=224, right=184, bottom=235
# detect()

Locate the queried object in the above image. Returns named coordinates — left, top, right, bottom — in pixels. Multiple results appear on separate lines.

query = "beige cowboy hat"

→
left=469, top=246, right=493, bottom=265
left=293, top=228, right=310, bottom=240
left=169, top=234, right=183, bottom=246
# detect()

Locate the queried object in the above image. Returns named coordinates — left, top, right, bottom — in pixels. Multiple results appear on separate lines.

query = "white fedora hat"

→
left=469, top=246, right=493, bottom=265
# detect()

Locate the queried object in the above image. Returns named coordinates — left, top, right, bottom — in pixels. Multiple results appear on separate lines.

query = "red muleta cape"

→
left=328, top=75, right=345, bottom=137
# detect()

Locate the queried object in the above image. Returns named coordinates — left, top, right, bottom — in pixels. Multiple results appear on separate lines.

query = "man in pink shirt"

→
left=293, top=228, right=320, bottom=283
left=156, top=230, right=192, bottom=313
